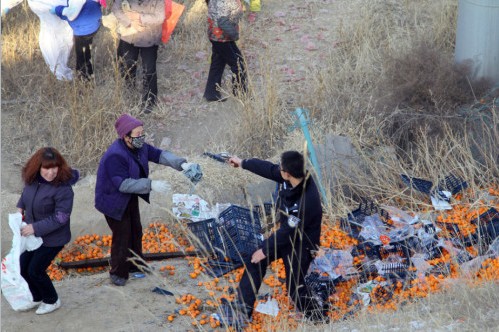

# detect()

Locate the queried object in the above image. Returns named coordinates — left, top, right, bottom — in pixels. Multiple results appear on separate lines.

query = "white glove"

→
left=181, top=162, right=194, bottom=171
left=151, top=180, right=171, bottom=194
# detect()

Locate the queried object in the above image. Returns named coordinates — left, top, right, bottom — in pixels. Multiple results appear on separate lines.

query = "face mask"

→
left=130, top=135, right=145, bottom=149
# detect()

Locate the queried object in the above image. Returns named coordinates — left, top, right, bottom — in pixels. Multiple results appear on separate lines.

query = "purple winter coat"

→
left=95, top=139, right=165, bottom=220
left=17, top=169, right=79, bottom=247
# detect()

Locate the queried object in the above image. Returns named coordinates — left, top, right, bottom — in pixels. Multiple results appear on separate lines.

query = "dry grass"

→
left=1, top=0, right=499, bottom=330
left=321, top=281, right=499, bottom=332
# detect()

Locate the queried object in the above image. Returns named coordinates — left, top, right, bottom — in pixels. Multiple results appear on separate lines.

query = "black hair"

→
left=280, top=150, right=305, bottom=178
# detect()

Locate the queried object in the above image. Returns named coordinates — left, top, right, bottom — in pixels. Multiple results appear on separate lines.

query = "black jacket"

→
left=241, top=158, right=323, bottom=258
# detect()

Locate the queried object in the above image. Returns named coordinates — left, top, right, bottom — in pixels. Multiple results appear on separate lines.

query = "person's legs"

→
left=236, top=250, right=280, bottom=318
left=248, top=0, right=261, bottom=23
left=283, top=249, right=326, bottom=320
left=139, top=45, right=159, bottom=110
left=74, top=31, right=97, bottom=80
left=20, top=250, right=41, bottom=302
left=21, top=246, right=63, bottom=304
left=106, top=197, right=139, bottom=280
left=203, top=41, right=228, bottom=101
left=212, top=41, right=247, bottom=97
left=128, top=195, right=145, bottom=271
left=117, top=39, right=139, bottom=88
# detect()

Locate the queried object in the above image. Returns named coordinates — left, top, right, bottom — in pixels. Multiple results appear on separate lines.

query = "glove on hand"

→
left=151, top=180, right=171, bottom=194
left=181, top=163, right=203, bottom=184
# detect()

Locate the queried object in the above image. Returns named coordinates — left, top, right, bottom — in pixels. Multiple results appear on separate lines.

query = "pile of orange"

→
left=48, top=221, right=191, bottom=280
left=45, top=186, right=499, bottom=330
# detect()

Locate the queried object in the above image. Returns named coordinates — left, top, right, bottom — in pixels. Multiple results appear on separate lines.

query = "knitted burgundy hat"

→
left=115, top=114, right=143, bottom=138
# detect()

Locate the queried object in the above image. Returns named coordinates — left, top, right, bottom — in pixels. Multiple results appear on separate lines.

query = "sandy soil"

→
left=1, top=0, right=351, bottom=330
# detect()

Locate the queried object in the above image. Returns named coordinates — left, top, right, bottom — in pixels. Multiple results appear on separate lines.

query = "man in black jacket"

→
left=227, top=151, right=327, bottom=323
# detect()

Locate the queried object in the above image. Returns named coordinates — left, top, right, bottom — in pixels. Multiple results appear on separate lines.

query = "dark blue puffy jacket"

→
left=55, top=0, right=102, bottom=36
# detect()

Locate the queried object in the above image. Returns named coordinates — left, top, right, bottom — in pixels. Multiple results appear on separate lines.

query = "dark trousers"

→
left=74, top=31, right=98, bottom=80
left=20, top=245, right=63, bottom=304
left=204, top=40, right=247, bottom=100
left=105, top=195, right=144, bottom=279
left=117, top=39, right=159, bottom=107
left=237, top=246, right=319, bottom=318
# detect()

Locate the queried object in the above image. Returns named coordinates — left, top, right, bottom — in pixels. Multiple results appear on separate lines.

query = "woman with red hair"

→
left=16, top=147, right=79, bottom=315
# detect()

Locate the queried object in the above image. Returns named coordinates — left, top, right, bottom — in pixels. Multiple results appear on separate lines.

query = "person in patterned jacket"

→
left=203, top=0, right=247, bottom=102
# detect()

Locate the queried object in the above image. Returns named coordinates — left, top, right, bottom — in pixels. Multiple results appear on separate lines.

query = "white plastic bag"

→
left=1, top=213, right=43, bottom=311
left=255, top=298, right=279, bottom=317
left=29, top=0, right=74, bottom=80
left=3, top=0, right=74, bottom=80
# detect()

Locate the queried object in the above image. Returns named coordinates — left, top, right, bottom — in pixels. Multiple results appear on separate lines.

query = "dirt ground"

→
left=1, top=1, right=350, bottom=330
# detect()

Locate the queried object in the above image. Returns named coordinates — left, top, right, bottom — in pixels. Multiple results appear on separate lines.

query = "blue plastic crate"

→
left=214, top=205, right=263, bottom=263
left=187, top=218, right=217, bottom=256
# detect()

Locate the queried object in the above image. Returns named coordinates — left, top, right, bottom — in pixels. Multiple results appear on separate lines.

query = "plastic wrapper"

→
left=358, top=214, right=386, bottom=245
left=255, top=298, right=279, bottom=317
left=487, top=237, right=499, bottom=257
left=381, top=205, right=419, bottom=224
left=307, top=248, right=353, bottom=280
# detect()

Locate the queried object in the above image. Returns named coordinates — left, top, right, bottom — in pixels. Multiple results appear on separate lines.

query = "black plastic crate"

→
left=437, top=174, right=468, bottom=195
left=253, top=202, right=274, bottom=218
left=356, top=238, right=413, bottom=263
left=375, top=262, right=410, bottom=280
left=340, top=199, right=390, bottom=238
left=378, top=239, right=413, bottom=263
left=401, top=173, right=467, bottom=196
left=401, top=174, right=433, bottom=195
left=187, top=218, right=217, bottom=256
left=214, top=205, right=263, bottom=263
left=474, top=208, right=499, bottom=245
left=435, top=221, right=478, bottom=247
left=355, top=241, right=381, bottom=260
left=305, top=272, right=338, bottom=302
left=204, top=259, right=244, bottom=278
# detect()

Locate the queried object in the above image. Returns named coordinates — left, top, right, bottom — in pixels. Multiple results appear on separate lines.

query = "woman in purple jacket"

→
left=16, top=147, right=79, bottom=315
left=95, top=114, right=202, bottom=286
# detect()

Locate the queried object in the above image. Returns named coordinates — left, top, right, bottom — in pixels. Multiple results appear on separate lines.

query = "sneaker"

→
left=35, top=299, right=61, bottom=315
left=110, top=274, right=127, bottom=286
left=17, top=301, right=42, bottom=311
